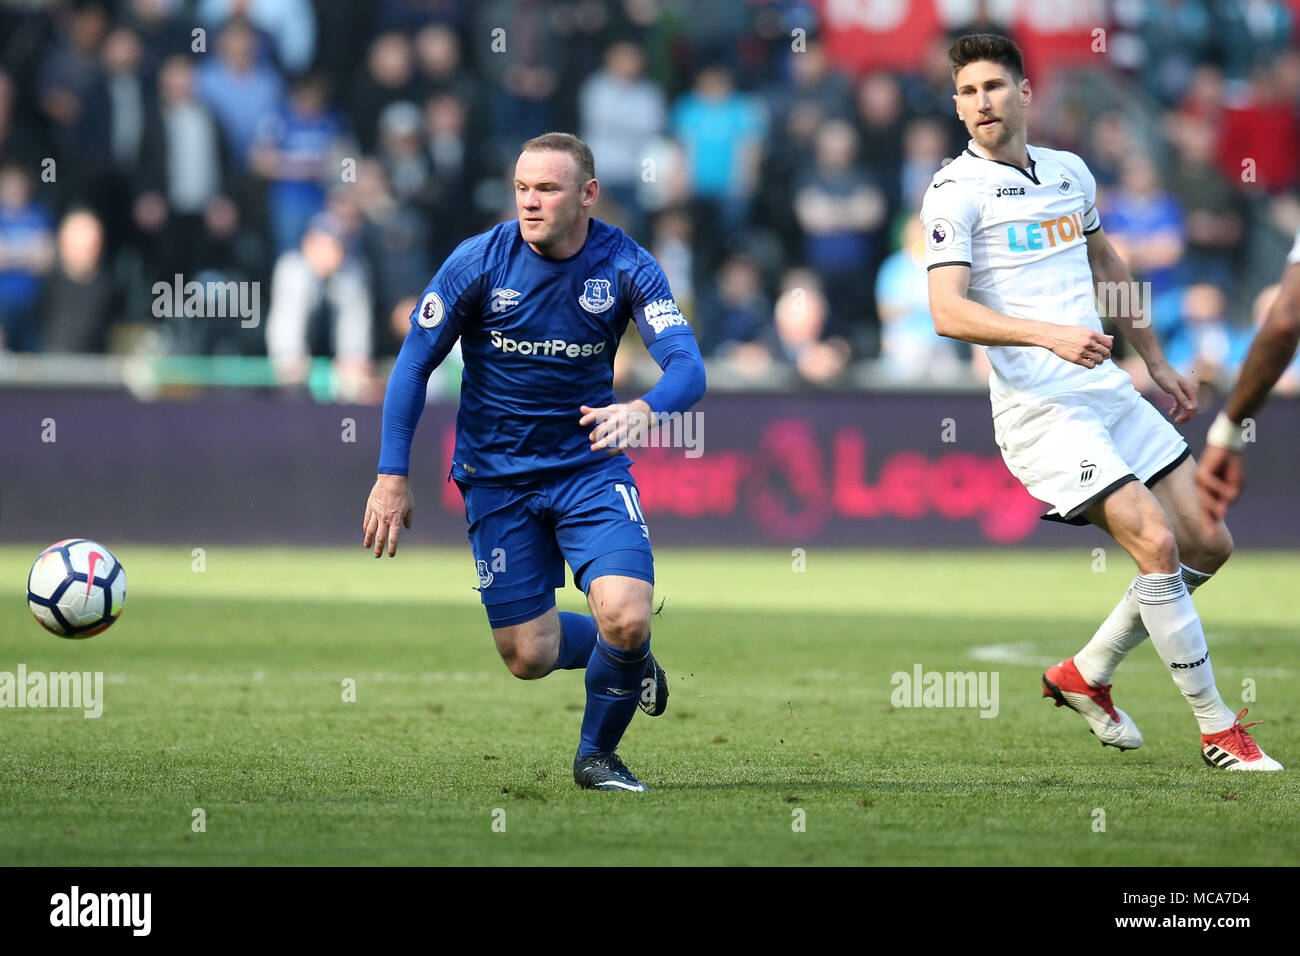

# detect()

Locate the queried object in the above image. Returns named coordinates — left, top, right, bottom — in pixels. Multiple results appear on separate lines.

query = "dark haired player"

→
left=363, top=133, right=707, bottom=791
left=923, top=35, right=1279, bottom=769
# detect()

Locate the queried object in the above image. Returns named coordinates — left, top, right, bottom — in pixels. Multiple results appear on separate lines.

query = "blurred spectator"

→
left=311, top=2, right=378, bottom=87
left=1161, top=282, right=1233, bottom=388
left=1215, top=0, right=1294, bottom=83
left=794, top=119, right=887, bottom=349
left=1175, top=63, right=1226, bottom=128
left=1086, top=112, right=1137, bottom=194
left=36, top=1, right=109, bottom=203
left=473, top=0, right=562, bottom=163
left=122, top=0, right=194, bottom=65
left=196, top=17, right=287, bottom=170
left=346, top=32, right=417, bottom=155
left=198, top=0, right=317, bottom=76
left=767, top=268, right=849, bottom=386
left=411, top=22, right=478, bottom=105
left=136, top=55, right=240, bottom=281
left=755, top=97, right=820, bottom=264
left=898, top=117, right=949, bottom=216
left=875, top=215, right=965, bottom=382
left=265, top=213, right=372, bottom=395
left=1166, top=115, right=1245, bottom=291
left=422, top=92, right=483, bottom=260
left=649, top=207, right=694, bottom=320
left=1215, top=60, right=1300, bottom=194
left=854, top=71, right=907, bottom=212
left=97, top=28, right=147, bottom=172
left=672, top=65, right=766, bottom=270
left=251, top=73, right=348, bottom=252
left=768, top=40, right=852, bottom=132
left=0, top=71, right=42, bottom=168
left=42, top=209, right=116, bottom=353
left=355, top=157, right=431, bottom=350
left=376, top=101, right=435, bottom=212
left=580, top=42, right=666, bottom=240
left=700, top=252, right=770, bottom=357
left=380, top=0, right=472, bottom=32
left=0, top=164, right=55, bottom=353
left=1103, top=155, right=1185, bottom=296
left=89, top=27, right=149, bottom=256
left=1130, top=0, right=1214, bottom=106
left=634, top=133, right=690, bottom=221
left=902, top=34, right=973, bottom=157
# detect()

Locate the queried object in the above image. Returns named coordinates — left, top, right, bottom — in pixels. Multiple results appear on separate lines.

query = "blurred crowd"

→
left=0, top=0, right=1298, bottom=398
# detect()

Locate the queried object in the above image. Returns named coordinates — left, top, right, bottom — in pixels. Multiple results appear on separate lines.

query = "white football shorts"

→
left=993, top=386, right=1190, bottom=525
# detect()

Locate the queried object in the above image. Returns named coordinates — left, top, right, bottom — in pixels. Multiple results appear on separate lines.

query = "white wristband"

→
left=1206, top=411, right=1245, bottom=452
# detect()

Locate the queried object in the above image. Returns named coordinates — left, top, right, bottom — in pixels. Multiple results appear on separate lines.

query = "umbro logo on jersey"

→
left=1079, top=460, right=1097, bottom=486
left=995, top=186, right=1026, bottom=197
left=490, top=288, right=522, bottom=312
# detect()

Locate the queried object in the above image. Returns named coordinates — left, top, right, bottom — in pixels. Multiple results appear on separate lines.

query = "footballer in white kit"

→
left=924, top=34, right=1281, bottom=770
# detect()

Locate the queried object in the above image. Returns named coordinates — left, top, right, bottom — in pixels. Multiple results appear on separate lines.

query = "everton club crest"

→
left=578, top=278, right=614, bottom=313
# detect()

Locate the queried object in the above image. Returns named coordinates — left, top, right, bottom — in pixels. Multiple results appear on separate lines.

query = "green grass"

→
left=2, top=545, right=1297, bottom=865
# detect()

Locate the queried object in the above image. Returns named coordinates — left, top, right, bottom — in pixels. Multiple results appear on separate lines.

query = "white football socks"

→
left=1074, top=564, right=1213, bottom=688
left=1134, top=571, right=1236, bottom=734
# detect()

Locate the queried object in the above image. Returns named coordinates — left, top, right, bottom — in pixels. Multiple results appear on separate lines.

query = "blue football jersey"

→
left=409, top=218, right=697, bottom=483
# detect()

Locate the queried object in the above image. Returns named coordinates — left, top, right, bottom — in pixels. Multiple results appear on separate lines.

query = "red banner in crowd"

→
left=815, top=0, right=1106, bottom=83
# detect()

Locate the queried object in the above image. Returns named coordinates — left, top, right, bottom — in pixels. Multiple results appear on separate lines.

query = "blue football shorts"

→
left=455, top=457, right=654, bottom=628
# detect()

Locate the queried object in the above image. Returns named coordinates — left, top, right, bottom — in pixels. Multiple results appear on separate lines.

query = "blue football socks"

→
left=555, top=611, right=598, bottom=670
left=579, top=634, right=650, bottom=756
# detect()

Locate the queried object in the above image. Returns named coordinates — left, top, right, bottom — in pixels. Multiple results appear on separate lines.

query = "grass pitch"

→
left=1, top=545, right=1297, bottom=866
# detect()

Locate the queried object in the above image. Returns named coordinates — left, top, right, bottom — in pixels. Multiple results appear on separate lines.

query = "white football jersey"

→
left=921, top=141, right=1132, bottom=412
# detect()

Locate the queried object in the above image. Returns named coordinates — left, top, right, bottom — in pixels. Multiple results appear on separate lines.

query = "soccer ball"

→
left=27, top=539, right=127, bottom=638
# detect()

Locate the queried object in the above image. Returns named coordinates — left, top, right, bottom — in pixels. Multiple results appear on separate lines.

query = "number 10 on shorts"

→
left=615, top=483, right=649, bottom=540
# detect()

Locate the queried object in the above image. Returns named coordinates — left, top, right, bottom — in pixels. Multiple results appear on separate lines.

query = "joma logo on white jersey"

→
left=643, top=298, right=688, bottom=334
left=489, top=329, right=606, bottom=358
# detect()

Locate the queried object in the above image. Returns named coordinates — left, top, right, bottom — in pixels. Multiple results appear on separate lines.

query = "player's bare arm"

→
left=1085, top=227, right=1197, bottom=424
left=363, top=473, right=414, bottom=558
left=579, top=398, right=653, bottom=456
left=927, top=263, right=1113, bottom=367
left=1220, top=262, right=1300, bottom=426
left=1198, top=260, right=1300, bottom=521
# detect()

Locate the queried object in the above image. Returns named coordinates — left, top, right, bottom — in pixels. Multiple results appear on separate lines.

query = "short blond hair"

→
left=520, top=132, right=596, bottom=184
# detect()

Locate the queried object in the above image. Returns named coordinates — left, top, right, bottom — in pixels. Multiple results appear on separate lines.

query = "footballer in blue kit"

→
left=362, top=133, right=706, bottom=792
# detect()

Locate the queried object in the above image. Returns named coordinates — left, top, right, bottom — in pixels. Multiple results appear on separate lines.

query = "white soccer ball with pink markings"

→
left=27, top=539, right=127, bottom=638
